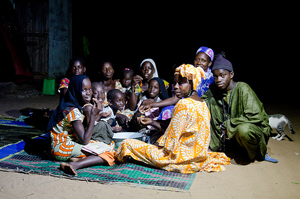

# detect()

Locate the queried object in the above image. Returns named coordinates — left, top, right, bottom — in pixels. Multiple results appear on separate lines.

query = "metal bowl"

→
left=113, top=132, right=143, bottom=149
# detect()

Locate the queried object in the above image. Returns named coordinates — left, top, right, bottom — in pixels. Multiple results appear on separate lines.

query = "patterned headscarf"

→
left=195, top=46, right=214, bottom=62
left=174, top=64, right=205, bottom=91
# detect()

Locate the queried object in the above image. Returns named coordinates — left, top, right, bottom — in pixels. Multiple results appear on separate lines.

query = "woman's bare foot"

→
left=60, top=163, right=78, bottom=176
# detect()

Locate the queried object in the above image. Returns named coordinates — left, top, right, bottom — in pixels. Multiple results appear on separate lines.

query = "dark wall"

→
left=72, top=2, right=296, bottom=105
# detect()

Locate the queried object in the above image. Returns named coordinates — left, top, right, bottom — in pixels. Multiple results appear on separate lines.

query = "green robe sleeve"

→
left=202, top=89, right=224, bottom=151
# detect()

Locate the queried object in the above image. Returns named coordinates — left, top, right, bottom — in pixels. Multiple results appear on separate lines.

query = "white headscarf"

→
left=140, top=58, right=159, bottom=78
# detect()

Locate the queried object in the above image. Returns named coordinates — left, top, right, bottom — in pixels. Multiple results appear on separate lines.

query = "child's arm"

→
left=127, top=75, right=143, bottom=111
left=127, top=88, right=138, bottom=111
left=129, top=107, right=143, bottom=130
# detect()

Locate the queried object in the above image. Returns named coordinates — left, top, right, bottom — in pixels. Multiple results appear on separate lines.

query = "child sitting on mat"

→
left=47, top=75, right=115, bottom=176
left=89, top=82, right=114, bottom=123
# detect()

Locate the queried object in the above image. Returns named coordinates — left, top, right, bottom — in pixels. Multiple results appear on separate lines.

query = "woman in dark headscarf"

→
left=47, top=75, right=115, bottom=176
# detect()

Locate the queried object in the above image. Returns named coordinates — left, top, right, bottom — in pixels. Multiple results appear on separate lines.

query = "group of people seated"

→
left=46, top=46, right=273, bottom=176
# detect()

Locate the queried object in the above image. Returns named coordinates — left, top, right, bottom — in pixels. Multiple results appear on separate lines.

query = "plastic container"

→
left=42, top=78, right=56, bottom=95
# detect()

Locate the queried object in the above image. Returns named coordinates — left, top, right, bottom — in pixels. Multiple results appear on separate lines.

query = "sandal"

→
left=263, top=154, right=278, bottom=163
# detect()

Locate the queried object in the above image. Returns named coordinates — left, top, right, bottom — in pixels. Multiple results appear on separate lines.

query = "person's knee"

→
left=235, top=123, right=261, bottom=144
left=235, top=123, right=251, bottom=140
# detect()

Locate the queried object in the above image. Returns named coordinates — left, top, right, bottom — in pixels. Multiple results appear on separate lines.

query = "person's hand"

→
left=116, top=113, right=130, bottom=126
left=132, top=75, right=143, bottom=87
left=139, top=105, right=151, bottom=114
left=137, top=117, right=152, bottom=126
left=100, top=110, right=112, bottom=118
left=91, top=98, right=102, bottom=116
left=141, top=99, right=154, bottom=106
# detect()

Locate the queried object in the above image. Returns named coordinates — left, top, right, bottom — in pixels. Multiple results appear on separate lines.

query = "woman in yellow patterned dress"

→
left=116, top=64, right=230, bottom=174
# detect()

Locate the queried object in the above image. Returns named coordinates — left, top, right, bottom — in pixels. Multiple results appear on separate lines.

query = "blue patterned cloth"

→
left=197, top=68, right=214, bottom=97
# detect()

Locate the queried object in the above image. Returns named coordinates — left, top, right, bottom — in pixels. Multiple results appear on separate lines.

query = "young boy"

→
left=107, top=89, right=134, bottom=131
left=91, top=82, right=113, bottom=122
left=202, top=55, right=274, bottom=162
left=82, top=82, right=114, bottom=144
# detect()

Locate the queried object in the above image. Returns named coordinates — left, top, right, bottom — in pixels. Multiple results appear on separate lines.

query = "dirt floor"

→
left=0, top=84, right=299, bottom=199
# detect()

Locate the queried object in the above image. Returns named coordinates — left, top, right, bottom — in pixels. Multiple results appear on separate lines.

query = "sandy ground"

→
left=0, top=92, right=299, bottom=199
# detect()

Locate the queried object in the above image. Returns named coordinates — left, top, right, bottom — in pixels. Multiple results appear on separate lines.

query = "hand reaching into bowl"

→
left=138, top=105, right=151, bottom=115
left=137, top=117, right=153, bottom=127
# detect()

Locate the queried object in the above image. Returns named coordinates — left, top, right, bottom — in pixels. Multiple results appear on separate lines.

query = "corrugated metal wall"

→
left=14, top=0, right=49, bottom=75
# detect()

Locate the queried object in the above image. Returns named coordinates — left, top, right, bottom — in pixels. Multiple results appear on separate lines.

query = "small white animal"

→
left=268, top=114, right=295, bottom=140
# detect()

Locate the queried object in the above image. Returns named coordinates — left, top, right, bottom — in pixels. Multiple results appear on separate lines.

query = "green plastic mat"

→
left=0, top=151, right=195, bottom=191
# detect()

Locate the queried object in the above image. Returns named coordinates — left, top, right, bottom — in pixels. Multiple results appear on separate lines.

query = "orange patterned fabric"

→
left=50, top=107, right=115, bottom=164
left=116, top=98, right=230, bottom=174
left=50, top=107, right=85, bottom=161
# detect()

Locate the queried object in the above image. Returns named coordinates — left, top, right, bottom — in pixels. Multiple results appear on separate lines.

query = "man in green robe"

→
left=202, top=55, right=271, bottom=161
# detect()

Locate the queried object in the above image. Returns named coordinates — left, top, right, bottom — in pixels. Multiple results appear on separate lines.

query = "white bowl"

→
left=113, top=132, right=143, bottom=149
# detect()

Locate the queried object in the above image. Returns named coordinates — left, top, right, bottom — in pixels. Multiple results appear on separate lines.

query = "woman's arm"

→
left=73, top=101, right=101, bottom=145
left=82, top=105, right=92, bottom=128
left=72, top=116, right=95, bottom=145
left=142, top=95, right=180, bottom=109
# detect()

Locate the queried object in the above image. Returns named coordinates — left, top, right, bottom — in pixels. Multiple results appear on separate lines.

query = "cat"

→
left=268, top=114, right=295, bottom=141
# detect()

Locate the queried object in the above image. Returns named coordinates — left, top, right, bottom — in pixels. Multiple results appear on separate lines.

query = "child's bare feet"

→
left=60, top=163, right=78, bottom=176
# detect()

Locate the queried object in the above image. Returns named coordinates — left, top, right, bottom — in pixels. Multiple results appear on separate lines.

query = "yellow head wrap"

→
left=174, top=64, right=205, bottom=91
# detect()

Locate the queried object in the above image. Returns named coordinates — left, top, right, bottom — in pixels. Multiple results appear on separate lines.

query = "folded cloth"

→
left=82, top=141, right=116, bottom=166
left=91, top=121, right=114, bottom=144
left=99, top=151, right=116, bottom=166
left=81, top=142, right=114, bottom=156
